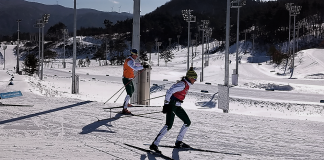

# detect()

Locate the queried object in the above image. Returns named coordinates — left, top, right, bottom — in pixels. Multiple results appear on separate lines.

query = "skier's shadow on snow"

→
left=171, top=149, right=184, bottom=160
left=196, top=92, right=218, bottom=109
left=139, top=154, right=158, bottom=160
left=79, top=113, right=124, bottom=134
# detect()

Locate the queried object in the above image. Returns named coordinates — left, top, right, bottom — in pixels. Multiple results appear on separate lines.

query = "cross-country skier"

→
left=122, top=49, right=149, bottom=114
left=149, top=67, right=197, bottom=153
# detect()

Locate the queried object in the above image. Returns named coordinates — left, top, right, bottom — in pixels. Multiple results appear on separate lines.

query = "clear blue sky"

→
left=25, top=0, right=170, bottom=15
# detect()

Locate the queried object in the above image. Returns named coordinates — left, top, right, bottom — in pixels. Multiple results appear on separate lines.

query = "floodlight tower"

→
left=218, top=0, right=231, bottom=113
left=2, top=45, right=7, bottom=70
left=16, top=19, right=22, bottom=74
left=296, top=19, right=306, bottom=52
left=191, top=39, right=195, bottom=67
left=72, top=0, right=78, bottom=94
left=177, top=35, right=180, bottom=51
left=34, top=19, right=42, bottom=77
left=157, top=42, right=162, bottom=66
left=289, top=5, right=302, bottom=79
left=132, top=0, right=150, bottom=106
left=205, top=28, right=213, bottom=66
left=155, top=38, right=158, bottom=54
left=231, top=0, right=246, bottom=86
left=40, top=14, right=50, bottom=80
left=199, top=20, right=209, bottom=82
left=182, top=9, right=196, bottom=71
left=285, top=3, right=294, bottom=74
left=61, top=29, right=68, bottom=68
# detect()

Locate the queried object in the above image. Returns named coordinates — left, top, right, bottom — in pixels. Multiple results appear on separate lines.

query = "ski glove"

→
left=162, top=103, right=171, bottom=114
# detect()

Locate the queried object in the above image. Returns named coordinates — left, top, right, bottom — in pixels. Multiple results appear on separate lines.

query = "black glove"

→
left=162, top=103, right=171, bottom=114
left=143, top=64, right=149, bottom=68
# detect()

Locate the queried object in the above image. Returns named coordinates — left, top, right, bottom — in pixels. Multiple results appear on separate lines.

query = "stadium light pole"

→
left=218, top=0, right=231, bottom=113
left=16, top=19, right=22, bottom=74
left=105, top=38, right=108, bottom=65
left=61, top=29, right=68, bottom=68
left=231, top=0, right=246, bottom=84
left=199, top=20, right=209, bottom=82
left=191, top=39, right=195, bottom=67
left=285, top=3, right=293, bottom=74
left=2, top=45, right=7, bottom=70
left=296, top=19, right=306, bottom=52
left=206, top=28, right=212, bottom=66
left=182, top=9, right=196, bottom=71
left=157, top=42, right=162, bottom=66
left=289, top=5, right=302, bottom=79
left=40, top=14, right=50, bottom=80
left=72, top=0, right=78, bottom=94
left=155, top=38, right=158, bottom=55
left=34, top=19, right=42, bottom=77
left=177, top=35, right=180, bottom=51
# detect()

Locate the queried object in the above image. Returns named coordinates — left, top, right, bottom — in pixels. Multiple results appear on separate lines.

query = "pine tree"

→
left=23, top=53, right=39, bottom=75
left=160, top=47, right=174, bottom=66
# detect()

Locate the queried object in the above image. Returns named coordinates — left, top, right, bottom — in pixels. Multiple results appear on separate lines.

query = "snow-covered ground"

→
left=0, top=40, right=324, bottom=159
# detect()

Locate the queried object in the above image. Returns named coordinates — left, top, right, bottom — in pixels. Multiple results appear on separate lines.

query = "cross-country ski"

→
left=102, top=105, right=162, bottom=110
left=124, top=143, right=174, bottom=160
left=0, top=103, right=34, bottom=107
left=97, top=111, right=162, bottom=121
left=156, top=145, right=242, bottom=156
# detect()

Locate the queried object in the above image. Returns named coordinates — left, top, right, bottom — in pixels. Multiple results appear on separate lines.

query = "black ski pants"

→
left=165, top=100, right=191, bottom=130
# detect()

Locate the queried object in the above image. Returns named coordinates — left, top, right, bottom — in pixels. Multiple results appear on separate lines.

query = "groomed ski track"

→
left=0, top=95, right=323, bottom=159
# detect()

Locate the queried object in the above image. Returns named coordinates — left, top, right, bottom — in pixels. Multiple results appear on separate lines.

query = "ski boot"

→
left=121, top=108, right=132, bottom=114
left=149, top=143, right=161, bottom=154
left=175, top=141, right=190, bottom=148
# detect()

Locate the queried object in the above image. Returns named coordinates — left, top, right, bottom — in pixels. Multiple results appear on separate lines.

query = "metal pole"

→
left=225, top=0, right=230, bottom=86
left=16, top=20, right=21, bottom=74
left=41, top=24, right=44, bottom=80
left=297, top=24, right=300, bottom=52
left=177, top=35, right=180, bottom=51
left=187, top=20, right=190, bottom=71
left=285, top=3, right=293, bottom=74
left=63, top=29, right=66, bottom=68
left=3, top=49, right=5, bottom=70
left=236, top=7, right=240, bottom=75
left=290, top=15, right=296, bottom=78
left=201, top=29, right=204, bottom=82
left=218, top=0, right=231, bottom=113
left=252, top=34, right=254, bottom=57
left=38, top=27, right=41, bottom=75
left=158, top=43, right=160, bottom=66
left=105, top=39, right=107, bottom=65
left=72, top=0, right=77, bottom=93
left=191, top=39, right=194, bottom=67
left=208, top=31, right=210, bottom=66
left=3, top=47, right=6, bottom=70
left=288, top=9, right=291, bottom=56
left=245, top=31, right=246, bottom=43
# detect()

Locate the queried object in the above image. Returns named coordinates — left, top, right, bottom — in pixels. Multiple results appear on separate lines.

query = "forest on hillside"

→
left=53, top=0, right=324, bottom=53
left=2, top=0, right=324, bottom=65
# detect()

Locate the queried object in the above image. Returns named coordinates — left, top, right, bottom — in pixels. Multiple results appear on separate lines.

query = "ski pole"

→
left=131, top=94, right=166, bottom=104
left=114, top=87, right=126, bottom=103
left=104, top=69, right=145, bottom=104
left=104, top=83, right=129, bottom=104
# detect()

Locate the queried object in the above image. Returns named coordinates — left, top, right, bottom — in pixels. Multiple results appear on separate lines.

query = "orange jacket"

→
left=123, top=58, right=134, bottom=78
left=123, top=56, right=144, bottom=79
